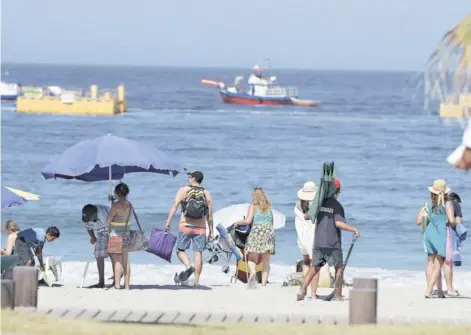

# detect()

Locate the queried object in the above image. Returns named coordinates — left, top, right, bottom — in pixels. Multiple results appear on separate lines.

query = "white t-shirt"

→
left=84, top=205, right=110, bottom=235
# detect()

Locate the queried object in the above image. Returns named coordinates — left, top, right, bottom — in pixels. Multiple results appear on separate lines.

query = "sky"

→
left=1, top=1, right=470, bottom=71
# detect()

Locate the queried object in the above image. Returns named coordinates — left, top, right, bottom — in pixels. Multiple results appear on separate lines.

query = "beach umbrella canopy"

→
left=41, top=134, right=182, bottom=182
left=213, top=203, right=286, bottom=231
left=2, top=186, right=40, bottom=209
left=424, top=13, right=471, bottom=119
left=4, top=186, right=40, bottom=201
left=2, top=187, right=27, bottom=209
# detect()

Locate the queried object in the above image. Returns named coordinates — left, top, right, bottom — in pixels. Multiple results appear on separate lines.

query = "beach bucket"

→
left=235, top=255, right=262, bottom=283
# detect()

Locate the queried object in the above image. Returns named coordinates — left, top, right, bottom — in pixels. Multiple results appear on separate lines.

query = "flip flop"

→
left=446, top=291, right=461, bottom=297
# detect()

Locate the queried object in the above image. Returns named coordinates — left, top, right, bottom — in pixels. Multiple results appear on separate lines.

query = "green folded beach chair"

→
left=308, top=161, right=339, bottom=223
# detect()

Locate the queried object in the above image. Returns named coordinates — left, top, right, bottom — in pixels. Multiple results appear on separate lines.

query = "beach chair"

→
left=1, top=255, right=19, bottom=279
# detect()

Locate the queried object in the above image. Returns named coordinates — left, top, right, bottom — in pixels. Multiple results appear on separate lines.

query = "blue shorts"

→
left=176, top=233, right=206, bottom=252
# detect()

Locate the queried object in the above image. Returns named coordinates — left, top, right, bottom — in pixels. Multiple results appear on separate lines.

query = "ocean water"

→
left=1, top=64, right=470, bottom=283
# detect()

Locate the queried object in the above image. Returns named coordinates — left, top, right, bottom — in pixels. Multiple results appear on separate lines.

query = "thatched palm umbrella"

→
left=424, top=13, right=471, bottom=121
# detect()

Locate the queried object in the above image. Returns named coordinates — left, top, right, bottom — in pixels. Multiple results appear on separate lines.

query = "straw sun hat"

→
left=428, top=179, right=451, bottom=195
left=297, top=181, right=317, bottom=201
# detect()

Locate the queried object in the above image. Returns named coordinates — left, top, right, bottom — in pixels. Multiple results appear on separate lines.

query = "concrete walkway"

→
left=13, top=307, right=469, bottom=325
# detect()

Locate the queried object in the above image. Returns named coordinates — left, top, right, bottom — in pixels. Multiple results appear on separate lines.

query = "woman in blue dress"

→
left=416, top=179, right=456, bottom=299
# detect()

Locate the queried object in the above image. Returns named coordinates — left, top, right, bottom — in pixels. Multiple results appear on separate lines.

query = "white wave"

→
left=58, top=261, right=471, bottom=290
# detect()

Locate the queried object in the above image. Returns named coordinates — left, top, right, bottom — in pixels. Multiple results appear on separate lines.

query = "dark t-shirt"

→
left=17, top=228, right=46, bottom=250
left=453, top=201, right=462, bottom=218
left=314, top=197, right=345, bottom=249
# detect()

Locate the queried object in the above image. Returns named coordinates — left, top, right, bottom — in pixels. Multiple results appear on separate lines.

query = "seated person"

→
left=1, top=220, right=20, bottom=256
left=16, top=227, right=60, bottom=271
left=1, top=220, right=21, bottom=279
left=82, top=204, right=113, bottom=288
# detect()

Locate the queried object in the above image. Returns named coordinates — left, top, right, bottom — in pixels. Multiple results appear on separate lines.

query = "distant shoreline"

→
left=1, top=62, right=420, bottom=74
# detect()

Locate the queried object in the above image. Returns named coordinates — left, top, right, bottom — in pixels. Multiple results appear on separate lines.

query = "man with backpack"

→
left=165, top=170, right=214, bottom=285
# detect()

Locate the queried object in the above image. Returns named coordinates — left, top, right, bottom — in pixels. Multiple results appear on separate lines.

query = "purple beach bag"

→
left=146, top=228, right=177, bottom=263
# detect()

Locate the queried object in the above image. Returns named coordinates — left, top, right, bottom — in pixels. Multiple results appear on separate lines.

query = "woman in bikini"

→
left=107, top=183, right=133, bottom=290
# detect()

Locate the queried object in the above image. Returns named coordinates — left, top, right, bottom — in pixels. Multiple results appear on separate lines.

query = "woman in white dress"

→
left=294, top=181, right=320, bottom=298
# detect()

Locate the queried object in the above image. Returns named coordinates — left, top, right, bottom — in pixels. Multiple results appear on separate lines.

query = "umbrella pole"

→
left=109, top=166, right=112, bottom=205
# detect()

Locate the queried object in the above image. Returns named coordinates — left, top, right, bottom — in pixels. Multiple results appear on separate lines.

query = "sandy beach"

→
left=35, top=261, right=471, bottom=324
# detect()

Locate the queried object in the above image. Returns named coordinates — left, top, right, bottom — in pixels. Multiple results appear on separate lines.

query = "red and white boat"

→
left=201, top=66, right=320, bottom=107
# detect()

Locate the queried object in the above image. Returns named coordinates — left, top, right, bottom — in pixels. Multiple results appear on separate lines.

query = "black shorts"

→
left=311, top=247, right=343, bottom=268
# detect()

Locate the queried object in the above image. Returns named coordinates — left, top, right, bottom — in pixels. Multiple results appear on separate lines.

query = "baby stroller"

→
left=206, top=223, right=261, bottom=283
left=206, top=223, right=249, bottom=272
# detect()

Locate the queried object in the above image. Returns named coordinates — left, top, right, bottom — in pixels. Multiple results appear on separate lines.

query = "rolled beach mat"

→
left=201, top=79, right=224, bottom=88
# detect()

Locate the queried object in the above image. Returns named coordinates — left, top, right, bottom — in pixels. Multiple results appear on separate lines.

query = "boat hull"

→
left=219, top=89, right=292, bottom=106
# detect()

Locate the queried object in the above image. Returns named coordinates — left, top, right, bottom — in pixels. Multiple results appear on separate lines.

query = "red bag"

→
left=107, top=203, right=132, bottom=254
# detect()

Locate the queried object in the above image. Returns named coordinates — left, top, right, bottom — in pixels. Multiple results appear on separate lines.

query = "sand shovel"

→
left=323, top=234, right=357, bottom=301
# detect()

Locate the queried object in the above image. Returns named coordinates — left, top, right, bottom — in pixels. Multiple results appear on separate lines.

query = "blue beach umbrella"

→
left=2, top=187, right=28, bottom=209
left=41, top=134, right=182, bottom=183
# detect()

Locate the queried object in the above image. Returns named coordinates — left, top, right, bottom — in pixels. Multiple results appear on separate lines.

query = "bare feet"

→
left=247, top=276, right=257, bottom=290
left=446, top=290, right=460, bottom=297
left=296, top=288, right=307, bottom=301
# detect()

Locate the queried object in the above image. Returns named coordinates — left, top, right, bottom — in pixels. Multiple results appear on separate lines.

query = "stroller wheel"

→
left=208, top=255, right=219, bottom=264
left=222, top=265, right=230, bottom=274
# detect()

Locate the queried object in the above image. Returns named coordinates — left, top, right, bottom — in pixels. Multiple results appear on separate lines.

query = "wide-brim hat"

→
left=428, top=179, right=451, bottom=195
left=297, top=181, right=317, bottom=201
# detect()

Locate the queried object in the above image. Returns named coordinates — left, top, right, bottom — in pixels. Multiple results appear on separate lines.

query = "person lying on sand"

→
left=82, top=204, right=114, bottom=288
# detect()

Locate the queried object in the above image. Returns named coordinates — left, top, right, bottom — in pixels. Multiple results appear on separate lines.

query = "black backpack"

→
left=183, top=186, right=207, bottom=220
